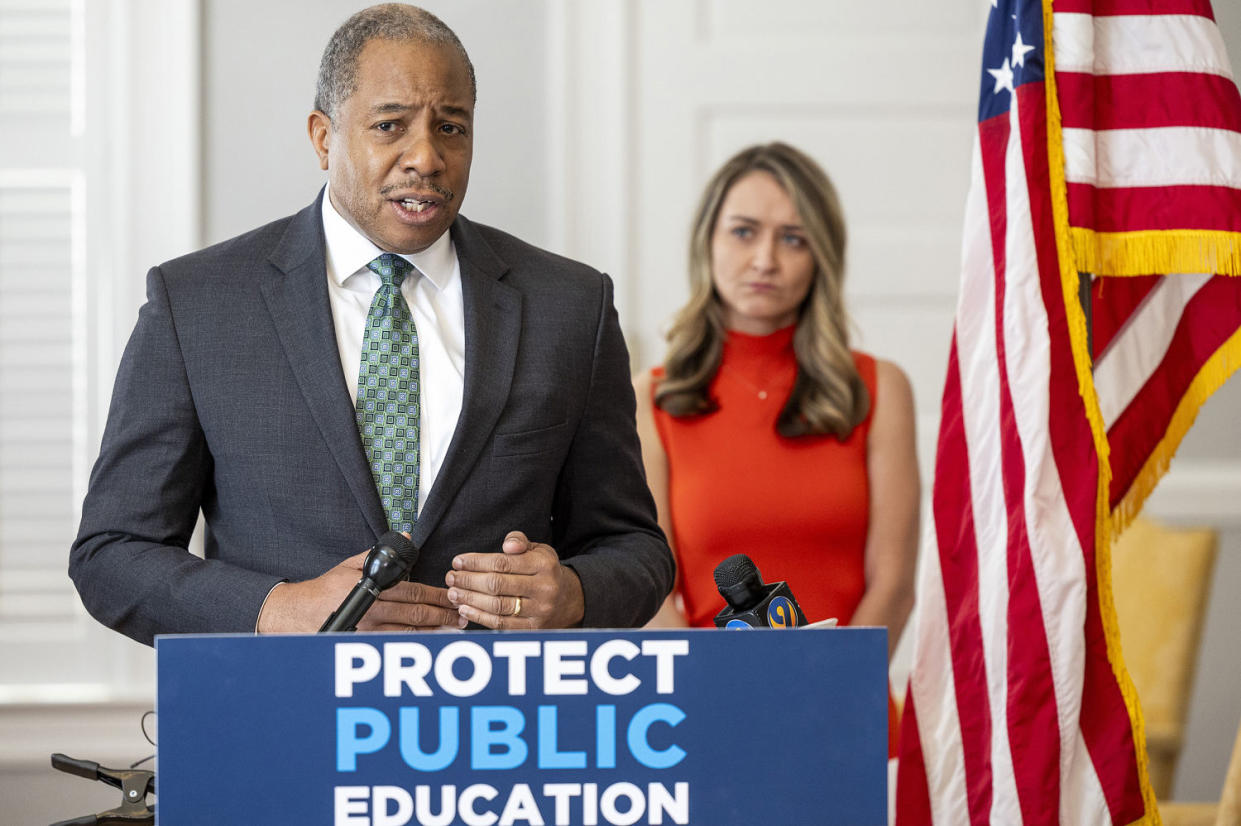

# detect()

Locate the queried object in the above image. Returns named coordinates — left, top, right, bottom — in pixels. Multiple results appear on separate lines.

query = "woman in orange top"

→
left=633, top=143, right=920, bottom=752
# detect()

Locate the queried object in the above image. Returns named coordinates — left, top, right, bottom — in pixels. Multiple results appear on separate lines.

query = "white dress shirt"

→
left=321, top=187, right=466, bottom=516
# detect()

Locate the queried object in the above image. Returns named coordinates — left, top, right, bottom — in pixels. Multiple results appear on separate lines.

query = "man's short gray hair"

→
left=314, top=3, right=476, bottom=118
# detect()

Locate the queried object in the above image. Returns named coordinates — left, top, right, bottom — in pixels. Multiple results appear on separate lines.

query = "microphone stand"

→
left=48, top=753, right=154, bottom=825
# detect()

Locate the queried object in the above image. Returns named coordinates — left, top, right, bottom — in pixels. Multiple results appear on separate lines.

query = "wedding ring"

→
left=512, top=596, right=522, bottom=617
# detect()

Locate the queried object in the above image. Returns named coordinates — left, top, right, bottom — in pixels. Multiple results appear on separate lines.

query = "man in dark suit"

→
left=69, top=4, right=673, bottom=645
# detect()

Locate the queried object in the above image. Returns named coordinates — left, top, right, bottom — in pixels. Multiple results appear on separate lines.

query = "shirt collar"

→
left=321, top=183, right=458, bottom=292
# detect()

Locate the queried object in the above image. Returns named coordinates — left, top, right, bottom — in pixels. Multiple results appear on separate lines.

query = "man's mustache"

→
left=381, top=180, right=455, bottom=202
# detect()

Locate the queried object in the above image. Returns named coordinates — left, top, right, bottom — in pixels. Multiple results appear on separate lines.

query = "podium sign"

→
left=156, top=628, right=886, bottom=825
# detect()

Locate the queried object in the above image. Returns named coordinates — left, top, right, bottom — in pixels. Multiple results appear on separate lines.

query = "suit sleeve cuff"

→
left=254, top=580, right=289, bottom=633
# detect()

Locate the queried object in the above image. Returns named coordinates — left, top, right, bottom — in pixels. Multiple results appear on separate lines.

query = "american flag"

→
left=896, top=1, right=1241, bottom=824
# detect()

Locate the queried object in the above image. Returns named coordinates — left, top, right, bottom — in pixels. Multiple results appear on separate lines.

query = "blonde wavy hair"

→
left=654, top=142, right=869, bottom=439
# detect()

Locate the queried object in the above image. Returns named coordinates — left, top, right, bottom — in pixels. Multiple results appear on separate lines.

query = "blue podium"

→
left=155, top=628, right=886, bottom=825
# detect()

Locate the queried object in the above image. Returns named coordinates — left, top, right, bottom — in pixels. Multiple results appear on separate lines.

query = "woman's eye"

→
left=730, top=226, right=754, bottom=239
left=783, top=233, right=807, bottom=247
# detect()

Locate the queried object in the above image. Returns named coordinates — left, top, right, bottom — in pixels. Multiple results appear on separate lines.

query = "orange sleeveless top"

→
left=652, top=328, right=897, bottom=756
left=651, top=325, right=876, bottom=628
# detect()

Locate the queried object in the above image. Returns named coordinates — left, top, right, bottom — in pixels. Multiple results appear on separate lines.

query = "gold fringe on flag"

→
left=1071, top=228, right=1241, bottom=277
left=1043, top=2, right=1159, bottom=823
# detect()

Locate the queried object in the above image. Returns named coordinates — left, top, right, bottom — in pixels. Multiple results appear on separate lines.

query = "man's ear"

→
left=308, top=110, right=331, bottom=171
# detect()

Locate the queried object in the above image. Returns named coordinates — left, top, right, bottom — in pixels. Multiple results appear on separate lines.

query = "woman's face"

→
left=710, top=170, right=816, bottom=336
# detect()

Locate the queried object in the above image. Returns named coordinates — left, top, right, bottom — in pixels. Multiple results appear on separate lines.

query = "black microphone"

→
left=712, top=553, right=807, bottom=629
left=319, top=531, right=420, bottom=632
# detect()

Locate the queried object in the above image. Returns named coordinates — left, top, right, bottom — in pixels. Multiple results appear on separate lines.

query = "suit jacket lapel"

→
left=260, top=192, right=389, bottom=537
left=413, top=216, right=521, bottom=546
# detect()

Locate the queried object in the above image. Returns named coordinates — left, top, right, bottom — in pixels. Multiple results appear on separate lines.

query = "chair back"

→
left=1111, top=517, right=1218, bottom=800
left=1217, top=716, right=1241, bottom=826
left=1155, top=710, right=1241, bottom=825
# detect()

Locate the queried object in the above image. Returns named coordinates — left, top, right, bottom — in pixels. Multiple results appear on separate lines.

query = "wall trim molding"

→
left=87, top=0, right=202, bottom=408
left=1142, top=459, right=1241, bottom=527
left=0, top=697, right=154, bottom=767
left=546, top=0, right=636, bottom=325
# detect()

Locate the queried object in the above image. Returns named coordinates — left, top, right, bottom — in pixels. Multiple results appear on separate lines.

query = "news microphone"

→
left=319, top=531, right=420, bottom=632
left=712, top=553, right=807, bottom=629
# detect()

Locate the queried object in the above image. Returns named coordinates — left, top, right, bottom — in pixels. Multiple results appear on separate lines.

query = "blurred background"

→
left=1, top=1, right=1238, bottom=821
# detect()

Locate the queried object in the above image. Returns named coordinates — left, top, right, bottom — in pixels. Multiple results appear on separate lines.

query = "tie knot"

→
left=367, top=253, right=414, bottom=288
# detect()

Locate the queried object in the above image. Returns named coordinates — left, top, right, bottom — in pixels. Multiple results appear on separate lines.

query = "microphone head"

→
left=376, top=531, right=419, bottom=567
left=363, top=531, right=420, bottom=590
left=713, top=553, right=768, bottom=611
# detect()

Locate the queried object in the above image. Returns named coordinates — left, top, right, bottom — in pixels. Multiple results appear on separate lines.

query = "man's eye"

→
left=376, top=121, right=398, bottom=132
left=441, top=123, right=467, bottom=136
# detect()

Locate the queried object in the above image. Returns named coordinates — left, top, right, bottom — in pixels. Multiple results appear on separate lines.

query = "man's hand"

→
left=446, top=531, right=585, bottom=629
left=257, top=549, right=466, bottom=633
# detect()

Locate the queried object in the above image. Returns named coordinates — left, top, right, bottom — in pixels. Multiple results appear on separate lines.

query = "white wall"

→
left=199, top=0, right=1241, bottom=806
left=2, top=1, right=1238, bottom=821
left=203, top=0, right=1241, bottom=804
left=202, top=0, right=554, bottom=250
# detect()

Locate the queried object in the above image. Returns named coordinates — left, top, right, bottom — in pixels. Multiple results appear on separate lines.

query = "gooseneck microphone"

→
left=712, top=553, right=808, bottom=629
left=319, top=531, right=420, bottom=632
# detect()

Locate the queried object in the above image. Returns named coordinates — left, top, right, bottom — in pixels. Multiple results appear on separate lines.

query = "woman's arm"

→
left=633, top=370, right=689, bottom=628
left=850, top=359, right=920, bottom=657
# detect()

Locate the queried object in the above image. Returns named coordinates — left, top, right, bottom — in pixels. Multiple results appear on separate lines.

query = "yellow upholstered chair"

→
left=1219, top=722, right=1241, bottom=825
left=1110, top=517, right=1218, bottom=800
left=1160, top=717, right=1241, bottom=826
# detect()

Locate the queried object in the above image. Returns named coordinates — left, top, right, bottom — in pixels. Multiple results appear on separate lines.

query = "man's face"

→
left=309, top=37, right=474, bottom=254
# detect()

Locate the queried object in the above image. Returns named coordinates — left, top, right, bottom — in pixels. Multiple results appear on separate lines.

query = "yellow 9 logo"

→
left=767, top=596, right=797, bottom=628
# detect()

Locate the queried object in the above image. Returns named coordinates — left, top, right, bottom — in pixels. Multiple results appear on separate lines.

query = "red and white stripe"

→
left=1055, top=4, right=1241, bottom=235
left=1054, top=0, right=1241, bottom=511
left=897, top=2, right=1241, bottom=823
left=898, top=74, right=1139, bottom=824
left=1093, top=271, right=1241, bottom=511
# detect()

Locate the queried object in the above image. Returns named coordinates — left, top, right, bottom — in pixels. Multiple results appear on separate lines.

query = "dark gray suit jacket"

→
left=70, top=193, right=673, bottom=645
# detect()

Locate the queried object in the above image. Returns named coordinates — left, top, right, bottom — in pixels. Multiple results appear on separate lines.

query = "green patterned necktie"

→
left=356, top=253, right=420, bottom=533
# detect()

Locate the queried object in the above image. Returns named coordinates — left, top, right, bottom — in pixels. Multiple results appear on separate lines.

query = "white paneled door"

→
left=554, top=0, right=987, bottom=467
